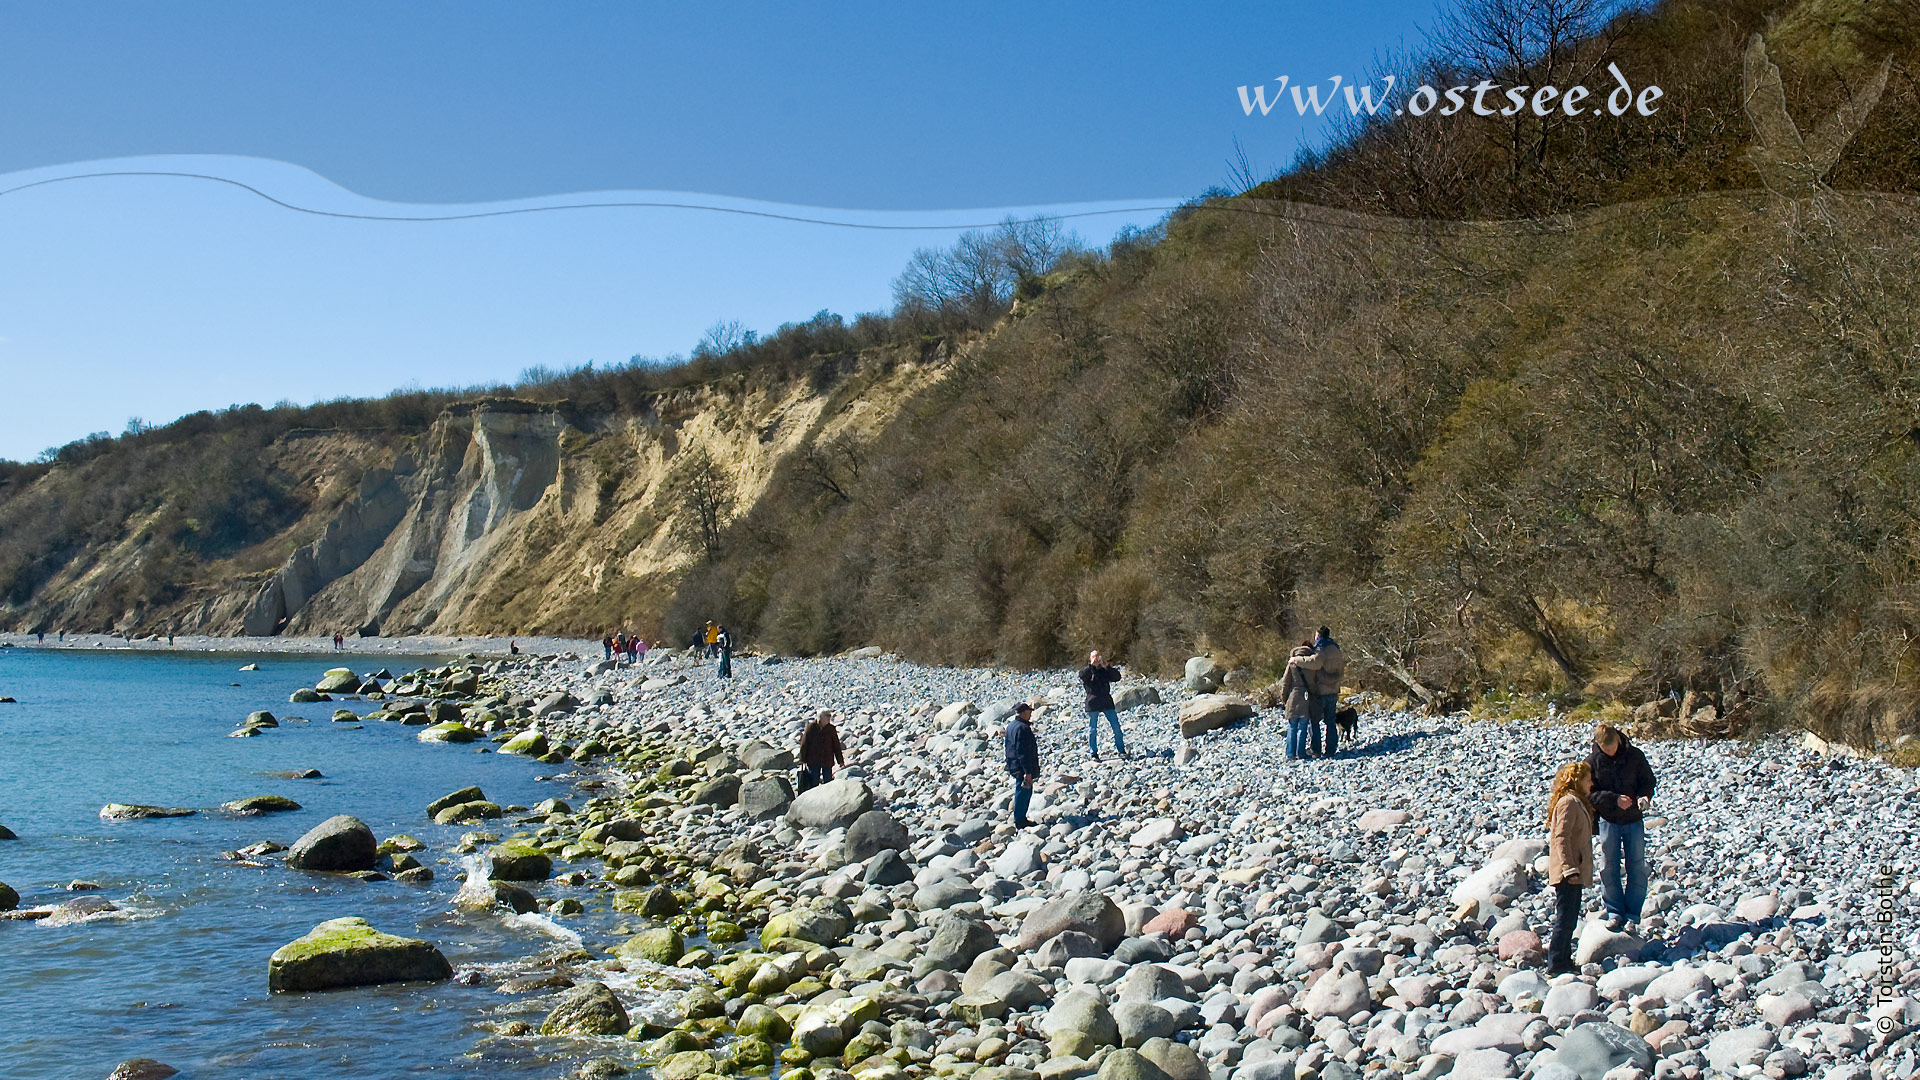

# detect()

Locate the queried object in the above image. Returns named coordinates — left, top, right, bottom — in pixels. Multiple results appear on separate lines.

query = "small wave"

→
left=38, top=895, right=165, bottom=927
left=501, top=910, right=583, bottom=946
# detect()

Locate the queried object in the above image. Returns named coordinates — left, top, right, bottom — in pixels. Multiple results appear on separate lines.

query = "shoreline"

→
left=0, top=632, right=598, bottom=658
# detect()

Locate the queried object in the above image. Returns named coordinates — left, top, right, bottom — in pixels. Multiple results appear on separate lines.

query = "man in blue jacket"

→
left=1004, top=701, right=1040, bottom=828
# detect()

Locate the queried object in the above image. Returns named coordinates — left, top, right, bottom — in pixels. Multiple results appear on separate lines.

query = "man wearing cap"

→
left=1004, top=701, right=1040, bottom=828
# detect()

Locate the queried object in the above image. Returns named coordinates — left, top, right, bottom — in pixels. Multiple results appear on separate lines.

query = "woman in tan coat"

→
left=1546, top=761, right=1596, bottom=974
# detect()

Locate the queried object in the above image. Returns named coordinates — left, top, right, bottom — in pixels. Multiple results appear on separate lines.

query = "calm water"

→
left=0, top=647, right=635, bottom=1079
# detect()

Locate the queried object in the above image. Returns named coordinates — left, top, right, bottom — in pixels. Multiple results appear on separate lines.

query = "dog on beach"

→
left=1335, top=706, right=1359, bottom=743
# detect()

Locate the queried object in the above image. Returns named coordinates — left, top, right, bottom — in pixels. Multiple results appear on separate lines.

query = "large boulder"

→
left=1301, top=970, right=1371, bottom=1021
left=267, top=917, right=452, bottom=992
left=1101, top=1048, right=1173, bottom=1080
left=1551, top=1023, right=1654, bottom=1080
left=315, top=668, right=362, bottom=693
left=923, top=912, right=997, bottom=971
left=499, top=730, right=550, bottom=757
left=532, top=691, right=579, bottom=718
left=845, top=810, right=909, bottom=860
left=488, top=842, right=553, bottom=881
left=99, top=804, right=195, bottom=820
left=0, top=881, right=17, bottom=911
left=615, top=927, right=685, bottom=965
left=286, top=815, right=378, bottom=871
left=762, top=906, right=852, bottom=947
left=540, top=980, right=631, bottom=1036
left=221, top=795, right=301, bottom=815
left=1449, top=858, right=1530, bottom=910
left=1114, top=685, right=1161, bottom=711
left=1177, top=695, right=1254, bottom=738
left=1182, top=656, right=1224, bottom=692
left=692, top=774, right=741, bottom=807
left=426, top=786, right=486, bottom=817
left=1019, top=890, right=1126, bottom=951
left=1043, top=989, right=1121, bottom=1056
left=738, top=776, right=794, bottom=821
left=786, top=778, right=874, bottom=830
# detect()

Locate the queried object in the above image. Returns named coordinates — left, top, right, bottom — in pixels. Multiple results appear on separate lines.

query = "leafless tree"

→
left=670, top=448, right=735, bottom=562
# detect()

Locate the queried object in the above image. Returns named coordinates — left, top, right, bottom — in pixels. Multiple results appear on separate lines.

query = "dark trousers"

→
left=1549, top=882, right=1583, bottom=971
left=1311, top=693, right=1340, bottom=756
left=802, top=764, right=833, bottom=789
left=1012, top=779, right=1033, bottom=824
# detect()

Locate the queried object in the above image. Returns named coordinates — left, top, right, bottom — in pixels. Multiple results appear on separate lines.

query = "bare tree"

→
left=694, top=319, right=756, bottom=359
left=670, top=448, right=735, bottom=562
left=892, top=216, right=1084, bottom=320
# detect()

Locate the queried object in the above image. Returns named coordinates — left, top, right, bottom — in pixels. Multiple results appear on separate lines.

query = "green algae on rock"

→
left=267, top=916, right=451, bottom=992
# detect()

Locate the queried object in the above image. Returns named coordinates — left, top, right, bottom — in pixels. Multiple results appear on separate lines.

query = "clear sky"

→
left=0, top=1, right=1445, bottom=460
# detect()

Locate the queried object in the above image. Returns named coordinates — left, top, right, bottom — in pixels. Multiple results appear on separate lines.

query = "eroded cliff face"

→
left=6, top=356, right=938, bottom=638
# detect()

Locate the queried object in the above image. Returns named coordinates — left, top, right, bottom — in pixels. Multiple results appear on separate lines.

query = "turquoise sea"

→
left=0, top=646, right=629, bottom=1079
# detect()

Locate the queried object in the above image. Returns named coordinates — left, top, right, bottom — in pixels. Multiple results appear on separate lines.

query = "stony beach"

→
left=22, top=646, right=1919, bottom=1080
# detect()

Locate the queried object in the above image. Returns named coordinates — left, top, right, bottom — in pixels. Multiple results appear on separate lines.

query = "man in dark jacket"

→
left=1004, top=701, right=1040, bottom=828
left=1078, top=651, right=1129, bottom=760
left=1294, top=626, right=1347, bottom=757
left=1586, top=724, right=1657, bottom=930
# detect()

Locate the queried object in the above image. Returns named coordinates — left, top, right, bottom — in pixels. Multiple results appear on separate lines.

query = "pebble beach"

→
left=9, top=643, right=1917, bottom=1080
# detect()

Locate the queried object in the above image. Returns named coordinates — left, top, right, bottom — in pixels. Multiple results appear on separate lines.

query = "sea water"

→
left=0, top=647, right=640, bottom=1078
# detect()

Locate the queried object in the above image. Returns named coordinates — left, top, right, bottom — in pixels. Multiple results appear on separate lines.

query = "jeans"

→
left=1087, top=708, right=1126, bottom=757
left=1286, top=717, right=1311, bottom=759
left=1311, top=693, right=1340, bottom=756
left=803, top=764, right=834, bottom=789
left=1012, top=779, right=1033, bottom=824
left=1597, top=819, right=1649, bottom=924
left=1549, top=882, right=1583, bottom=970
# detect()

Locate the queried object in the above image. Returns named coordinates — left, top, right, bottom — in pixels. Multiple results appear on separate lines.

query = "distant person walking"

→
left=716, top=627, right=733, bottom=679
left=1282, top=642, right=1315, bottom=759
left=1293, top=626, right=1347, bottom=757
left=1077, top=651, right=1128, bottom=760
left=798, top=710, right=844, bottom=790
left=1587, top=723, right=1656, bottom=930
left=1545, top=761, right=1597, bottom=975
left=704, top=620, right=721, bottom=658
left=1004, top=701, right=1040, bottom=828
left=602, top=634, right=614, bottom=661
left=635, top=636, right=648, bottom=664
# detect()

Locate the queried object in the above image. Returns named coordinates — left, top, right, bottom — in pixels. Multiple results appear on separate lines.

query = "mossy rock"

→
left=418, top=722, right=482, bottom=744
left=500, top=730, right=550, bottom=757
left=221, top=795, right=302, bottom=815
left=677, top=948, right=717, bottom=968
left=680, top=985, right=725, bottom=1020
left=435, top=801, right=503, bottom=825
left=706, top=919, right=746, bottom=943
left=289, top=688, right=329, bottom=703
left=488, top=841, right=553, bottom=881
left=731, top=1035, right=777, bottom=1070
left=842, top=1034, right=887, bottom=1065
left=656, top=1050, right=716, bottom=1080
left=615, top=927, right=685, bottom=965
left=649, top=1030, right=706, bottom=1057
left=267, top=916, right=451, bottom=992
left=541, top=980, right=631, bottom=1036
left=736, top=1003, right=792, bottom=1042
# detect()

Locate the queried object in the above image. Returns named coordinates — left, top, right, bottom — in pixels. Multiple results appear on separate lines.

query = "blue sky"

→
left=0, top=1, right=1444, bottom=460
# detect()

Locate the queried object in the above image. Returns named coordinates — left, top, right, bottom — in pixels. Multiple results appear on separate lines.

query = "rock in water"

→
left=426, top=786, right=487, bottom=817
left=417, top=722, right=482, bottom=743
left=267, top=917, right=451, bottom=992
left=315, top=668, right=362, bottom=693
left=500, top=729, right=550, bottom=756
left=786, top=778, right=874, bottom=830
left=1019, top=890, right=1126, bottom=951
left=221, top=795, right=302, bottom=815
left=488, top=842, right=553, bottom=881
left=614, top=927, right=685, bottom=965
left=541, top=980, right=631, bottom=1035
left=1177, top=695, right=1254, bottom=738
left=0, top=881, right=17, bottom=911
left=99, top=804, right=195, bottom=820
left=108, top=1061, right=179, bottom=1080
left=286, top=815, right=379, bottom=871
